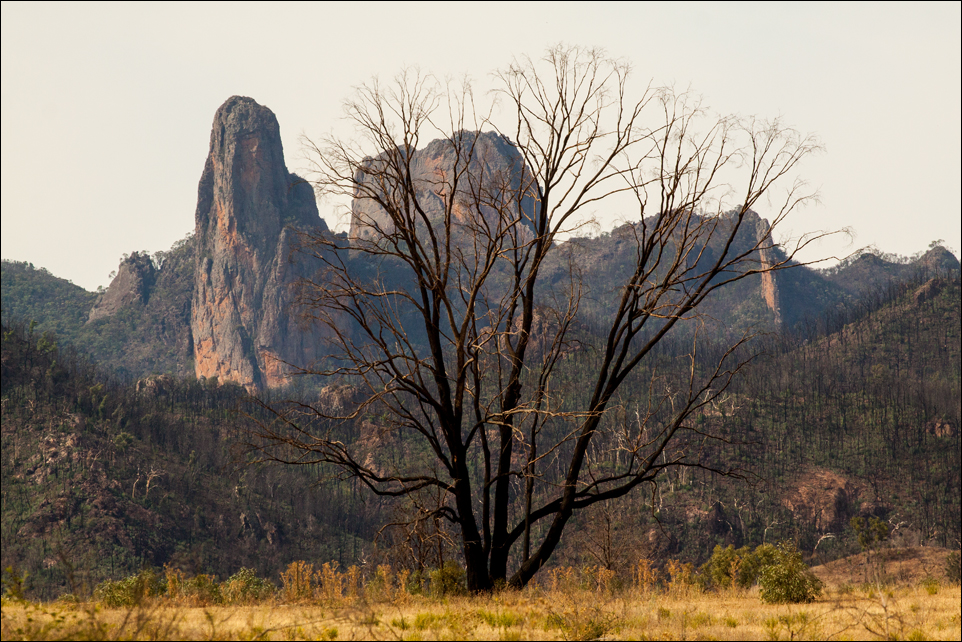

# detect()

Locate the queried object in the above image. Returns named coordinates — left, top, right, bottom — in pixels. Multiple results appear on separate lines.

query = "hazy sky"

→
left=2, top=1, right=960, bottom=291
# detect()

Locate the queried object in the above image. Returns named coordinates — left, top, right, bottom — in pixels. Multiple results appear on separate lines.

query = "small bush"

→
left=316, top=562, right=345, bottom=602
left=222, top=568, right=274, bottom=604
left=632, top=558, right=659, bottom=592
left=429, top=561, right=466, bottom=597
left=2, top=567, right=27, bottom=601
left=406, top=569, right=427, bottom=595
left=706, top=545, right=742, bottom=588
left=666, top=559, right=695, bottom=594
left=366, top=564, right=394, bottom=601
left=946, top=551, right=961, bottom=585
left=414, top=612, right=444, bottom=630
left=478, top=609, right=524, bottom=628
left=181, top=574, right=222, bottom=606
left=280, top=561, right=315, bottom=602
left=758, top=542, right=823, bottom=604
left=764, top=612, right=820, bottom=640
left=740, top=543, right=778, bottom=587
left=705, top=543, right=778, bottom=590
left=546, top=603, right=621, bottom=641
left=94, top=569, right=164, bottom=607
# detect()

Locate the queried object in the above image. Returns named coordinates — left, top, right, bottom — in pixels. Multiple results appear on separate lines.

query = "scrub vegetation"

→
left=2, top=556, right=960, bottom=640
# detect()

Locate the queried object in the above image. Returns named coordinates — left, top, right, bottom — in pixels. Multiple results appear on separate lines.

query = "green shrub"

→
left=429, top=561, right=466, bottom=597
left=705, top=542, right=779, bottom=590
left=2, top=567, right=27, bottom=601
left=740, top=543, right=778, bottom=588
left=477, top=609, right=524, bottom=628
left=405, top=569, right=426, bottom=595
left=94, top=569, right=164, bottom=607
left=181, top=574, right=222, bottom=605
left=946, top=551, right=961, bottom=585
left=706, top=544, right=741, bottom=588
left=758, top=542, right=823, bottom=604
left=222, top=567, right=275, bottom=604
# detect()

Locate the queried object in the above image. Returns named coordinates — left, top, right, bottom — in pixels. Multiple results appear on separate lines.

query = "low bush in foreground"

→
left=93, top=569, right=164, bottom=607
left=758, top=543, right=824, bottom=604
left=9, top=544, right=833, bottom=611
left=703, top=541, right=822, bottom=603
left=2, top=578, right=959, bottom=641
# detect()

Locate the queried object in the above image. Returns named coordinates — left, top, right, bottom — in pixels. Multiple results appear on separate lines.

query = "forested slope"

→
left=1, top=266, right=959, bottom=598
left=1, top=262, right=97, bottom=340
left=546, top=272, right=960, bottom=573
left=2, top=238, right=196, bottom=380
left=0, top=320, right=377, bottom=599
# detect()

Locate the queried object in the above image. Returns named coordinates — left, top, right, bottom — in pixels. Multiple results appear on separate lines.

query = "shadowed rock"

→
left=88, top=252, right=157, bottom=323
left=350, top=131, right=539, bottom=243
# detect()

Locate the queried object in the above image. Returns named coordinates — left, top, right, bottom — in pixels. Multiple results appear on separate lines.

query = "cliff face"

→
left=539, top=209, right=789, bottom=334
left=191, top=96, right=328, bottom=390
left=752, top=215, right=783, bottom=327
left=87, top=252, right=157, bottom=323
left=349, top=131, right=538, bottom=242
left=145, top=237, right=196, bottom=372
left=79, top=240, right=195, bottom=377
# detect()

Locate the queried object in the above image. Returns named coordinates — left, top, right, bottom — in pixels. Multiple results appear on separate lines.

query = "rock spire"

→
left=191, top=96, right=328, bottom=390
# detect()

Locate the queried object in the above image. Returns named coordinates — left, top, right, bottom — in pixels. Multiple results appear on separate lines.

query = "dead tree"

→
left=249, top=46, right=829, bottom=591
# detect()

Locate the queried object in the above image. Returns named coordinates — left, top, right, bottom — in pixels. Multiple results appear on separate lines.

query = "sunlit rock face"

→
left=191, top=96, right=328, bottom=390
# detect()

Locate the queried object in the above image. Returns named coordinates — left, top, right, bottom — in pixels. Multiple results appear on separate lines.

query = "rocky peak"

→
left=750, top=213, right=783, bottom=326
left=918, top=246, right=961, bottom=273
left=196, top=96, right=322, bottom=246
left=192, top=96, right=329, bottom=390
left=350, top=130, right=538, bottom=242
left=87, top=252, right=157, bottom=323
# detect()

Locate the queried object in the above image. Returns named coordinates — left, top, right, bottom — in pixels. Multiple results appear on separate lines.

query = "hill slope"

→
left=0, top=320, right=375, bottom=599
left=1, top=270, right=958, bottom=598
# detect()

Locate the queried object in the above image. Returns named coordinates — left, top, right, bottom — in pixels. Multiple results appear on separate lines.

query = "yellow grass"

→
left=810, top=546, right=953, bottom=587
left=3, top=582, right=960, bottom=640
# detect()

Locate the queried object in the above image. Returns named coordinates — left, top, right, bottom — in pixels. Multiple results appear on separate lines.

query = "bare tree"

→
left=249, top=46, right=828, bottom=591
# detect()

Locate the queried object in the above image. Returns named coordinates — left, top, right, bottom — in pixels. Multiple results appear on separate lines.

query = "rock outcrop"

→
left=826, top=246, right=960, bottom=299
left=913, top=277, right=946, bottom=307
left=191, top=96, right=329, bottom=390
left=917, top=246, right=961, bottom=274
left=143, top=236, right=196, bottom=373
left=73, top=106, right=962, bottom=389
left=754, top=215, right=783, bottom=326
left=90, top=242, right=196, bottom=376
left=88, top=252, right=157, bottom=323
left=781, top=468, right=856, bottom=533
left=350, top=131, right=538, bottom=242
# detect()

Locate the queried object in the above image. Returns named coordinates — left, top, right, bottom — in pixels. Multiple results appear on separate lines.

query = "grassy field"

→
left=3, top=578, right=960, bottom=640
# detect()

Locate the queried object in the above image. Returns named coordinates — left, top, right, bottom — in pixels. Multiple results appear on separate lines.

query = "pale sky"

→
left=2, top=1, right=960, bottom=291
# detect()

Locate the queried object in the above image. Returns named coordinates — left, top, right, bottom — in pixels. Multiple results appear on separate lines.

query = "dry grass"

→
left=811, top=546, right=953, bottom=587
left=3, top=581, right=960, bottom=640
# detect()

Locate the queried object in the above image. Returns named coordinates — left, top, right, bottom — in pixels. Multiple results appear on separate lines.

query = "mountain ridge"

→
left=2, top=96, right=959, bottom=387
